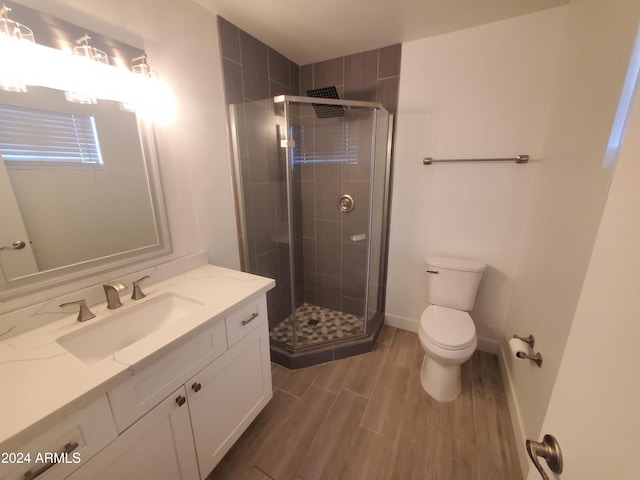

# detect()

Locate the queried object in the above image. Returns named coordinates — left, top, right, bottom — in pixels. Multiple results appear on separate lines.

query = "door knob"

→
left=0, top=240, right=26, bottom=251
left=526, top=434, right=563, bottom=479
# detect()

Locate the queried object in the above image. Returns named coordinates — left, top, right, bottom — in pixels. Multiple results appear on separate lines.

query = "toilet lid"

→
left=420, top=306, right=476, bottom=350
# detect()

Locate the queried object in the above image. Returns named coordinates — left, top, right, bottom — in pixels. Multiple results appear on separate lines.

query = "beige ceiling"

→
left=194, top=0, right=569, bottom=65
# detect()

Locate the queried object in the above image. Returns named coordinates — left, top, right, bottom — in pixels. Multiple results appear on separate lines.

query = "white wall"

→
left=385, top=8, right=567, bottom=344
left=502, top=0, right=640, bottom=461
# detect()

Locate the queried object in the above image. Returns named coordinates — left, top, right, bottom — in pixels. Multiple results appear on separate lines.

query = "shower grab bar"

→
left=422, top=154, right=529, bottom=165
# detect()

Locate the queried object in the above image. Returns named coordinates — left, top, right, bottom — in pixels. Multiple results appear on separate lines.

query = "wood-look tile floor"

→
left=208, top=326, right=522, bottom=480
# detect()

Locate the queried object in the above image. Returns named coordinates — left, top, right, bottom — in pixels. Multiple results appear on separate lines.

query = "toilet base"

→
left=420, top=354, right=462, bottom=402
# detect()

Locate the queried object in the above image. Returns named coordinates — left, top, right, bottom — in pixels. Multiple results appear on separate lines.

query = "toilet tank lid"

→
left=424, top=255, right=486, bottom=272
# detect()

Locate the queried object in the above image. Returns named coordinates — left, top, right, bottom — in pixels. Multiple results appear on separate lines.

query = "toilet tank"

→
left=425, top=256, right=486, bottom=311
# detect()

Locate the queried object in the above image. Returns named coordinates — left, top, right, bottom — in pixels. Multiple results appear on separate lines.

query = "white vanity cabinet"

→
left=65, top=294, right=272, bottom=480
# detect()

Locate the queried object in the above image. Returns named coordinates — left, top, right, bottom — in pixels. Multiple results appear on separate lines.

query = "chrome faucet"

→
left=103, top=282, right=126, bottom=309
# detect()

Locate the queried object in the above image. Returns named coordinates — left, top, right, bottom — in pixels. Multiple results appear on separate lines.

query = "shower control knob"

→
left=338, top=194, right=355, bottom=213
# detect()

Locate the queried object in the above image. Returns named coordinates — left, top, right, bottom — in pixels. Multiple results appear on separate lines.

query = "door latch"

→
left=526, top=434, right=563, bottom=479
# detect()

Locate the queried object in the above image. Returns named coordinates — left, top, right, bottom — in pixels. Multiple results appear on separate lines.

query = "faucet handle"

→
left=131, top=275, right=151, bottom=300
left=60, top=299, right=96, bottom=322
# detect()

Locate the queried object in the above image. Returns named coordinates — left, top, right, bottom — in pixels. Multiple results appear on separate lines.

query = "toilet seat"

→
left=420, top=305, right=476, bottom=351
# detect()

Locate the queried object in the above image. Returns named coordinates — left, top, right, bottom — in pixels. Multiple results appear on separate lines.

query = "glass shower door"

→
left=228, top=99, right=295, bottom=349
left=230, top=96, right=392, bottom=355
left=270, top=101, right=376, bottom=349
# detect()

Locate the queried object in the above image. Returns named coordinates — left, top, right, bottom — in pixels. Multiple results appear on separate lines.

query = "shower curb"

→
left=270, top=313, right=385, bottom=369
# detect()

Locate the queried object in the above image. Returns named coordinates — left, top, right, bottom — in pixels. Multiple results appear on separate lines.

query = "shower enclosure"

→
left=229, top=95, right=392, bottom=367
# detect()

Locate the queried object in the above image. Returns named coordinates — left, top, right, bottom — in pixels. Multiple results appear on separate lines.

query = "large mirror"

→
left=0, top=1, right=171, bottom=298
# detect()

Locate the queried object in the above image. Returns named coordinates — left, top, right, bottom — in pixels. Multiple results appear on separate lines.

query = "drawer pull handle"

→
left=241, top=312, right=259, bottom=326
left=192, top=382, right=202, bottom=392
left=176, top=395, right=186, bottom=407
left=23, top=442, right=79, bottom=480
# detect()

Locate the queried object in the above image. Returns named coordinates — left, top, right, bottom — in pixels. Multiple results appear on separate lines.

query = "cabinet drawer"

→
left=0, top=395, right=117, bottom=480
left=108, top=318, right=227, bottom=433
left=225, top=295, right=267, bottom=347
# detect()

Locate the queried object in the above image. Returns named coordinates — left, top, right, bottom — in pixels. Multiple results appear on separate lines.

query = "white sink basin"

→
left=57, top=293, right=204, bottom=363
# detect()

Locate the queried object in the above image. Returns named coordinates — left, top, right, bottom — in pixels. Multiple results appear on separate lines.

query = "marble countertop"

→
left=0, top=265, right=275, bottom=449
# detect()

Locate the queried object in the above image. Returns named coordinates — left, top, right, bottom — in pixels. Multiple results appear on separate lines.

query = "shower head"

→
left=306, top=86, right=345, bottom=119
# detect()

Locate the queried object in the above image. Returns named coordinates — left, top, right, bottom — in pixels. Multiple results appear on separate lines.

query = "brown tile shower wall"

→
left=300, top=45, right=401, bottom=115
left=217, top=17, right=300, bottom=328
left=299, top=46, right=401, bottom=316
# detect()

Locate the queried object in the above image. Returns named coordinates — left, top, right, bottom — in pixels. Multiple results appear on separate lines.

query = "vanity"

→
left=0, top=265, right=275, bottom=480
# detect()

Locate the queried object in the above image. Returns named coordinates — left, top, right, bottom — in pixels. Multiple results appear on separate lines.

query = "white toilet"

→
left=418, top=255, right=486, bottom=401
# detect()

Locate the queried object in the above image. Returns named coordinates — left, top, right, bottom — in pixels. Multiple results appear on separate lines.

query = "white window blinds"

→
left=0, top=104, right=103, bottom=165
left=294, top=121, right=360, bottom=164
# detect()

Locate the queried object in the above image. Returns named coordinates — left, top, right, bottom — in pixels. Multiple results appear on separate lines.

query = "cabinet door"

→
left=66, top=386, right=199, bottom=480
left=187, top=324, right=272, bottom=478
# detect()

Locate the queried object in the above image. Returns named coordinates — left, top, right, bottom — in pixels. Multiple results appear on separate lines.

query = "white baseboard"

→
left=498, top=342, right=530, bottom=479
left=476, top=337, right=500, bottom=354
left=384, top=313, right=418, bottom=332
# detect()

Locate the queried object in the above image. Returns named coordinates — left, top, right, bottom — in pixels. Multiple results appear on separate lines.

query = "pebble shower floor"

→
left=269, top=303, right=365, bottom=348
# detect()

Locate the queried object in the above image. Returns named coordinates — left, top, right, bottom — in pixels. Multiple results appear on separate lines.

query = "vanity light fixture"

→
left=65, top=34, right=109, bottom=104
left=0, top=23, right=175, bottom=123
left=0, top=4, right=35, bottom=92
left=131, top=54, right=155, bottom=77
left=126, top=54, right=176, bottom=124
left=120, top=54, right=155, bottom=112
